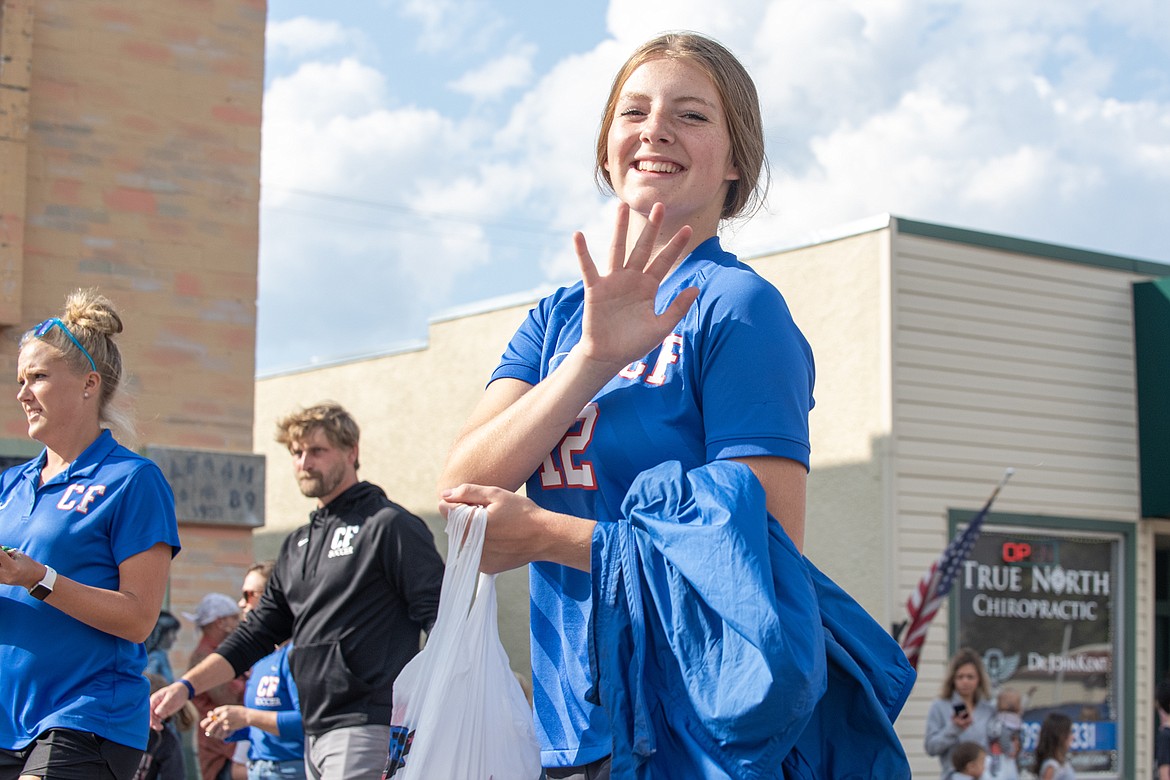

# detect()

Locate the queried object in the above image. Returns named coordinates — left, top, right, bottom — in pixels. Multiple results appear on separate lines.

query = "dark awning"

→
left=1134, top=277, right=1170, bottom=518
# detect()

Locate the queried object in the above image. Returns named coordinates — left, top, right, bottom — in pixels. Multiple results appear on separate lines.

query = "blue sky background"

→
left=257, top=1, right=1170, bottom=375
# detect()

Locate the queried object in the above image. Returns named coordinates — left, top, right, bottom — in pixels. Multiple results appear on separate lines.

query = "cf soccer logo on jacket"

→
left=255, top=674, right=282, bottom=707
left=328, top=525, right=359, bottom=558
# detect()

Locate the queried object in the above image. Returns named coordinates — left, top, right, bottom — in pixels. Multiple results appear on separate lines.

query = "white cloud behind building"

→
left=257, top=0, right=1170, bottom=374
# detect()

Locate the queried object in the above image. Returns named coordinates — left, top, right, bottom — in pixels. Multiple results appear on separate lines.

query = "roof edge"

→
left=741, top=213, right=894, bottom=263
left=894, top=217, right=1170, bottom=277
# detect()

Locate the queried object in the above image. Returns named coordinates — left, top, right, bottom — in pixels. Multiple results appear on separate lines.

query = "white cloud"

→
left=258, top=49, right=495, bottom=369
left=265, top=58, right=387, bottom=124
left=400, top=0, right=506, bottom=54
left=449, top=47, right=536, bottom=101
left=721, top=1, right=1170, bottom=261
left=255, top=0, right=1170, bottom=372
left=266, top=17, right=352, bottom=59
left=606, top=0, right=770, bottom=48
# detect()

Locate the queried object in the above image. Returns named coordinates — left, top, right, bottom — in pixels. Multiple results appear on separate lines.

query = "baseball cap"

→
left=182, top=593, right=239, bottom=626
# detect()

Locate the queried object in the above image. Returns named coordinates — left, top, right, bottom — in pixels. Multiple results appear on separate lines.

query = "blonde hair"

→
left=996, top=686, right=1022, bottom=713
left=21, top=288, right=134, bottom=438
left=594, top=32, right=769, bottom=220
left=275, top=402, right=361, bottom=470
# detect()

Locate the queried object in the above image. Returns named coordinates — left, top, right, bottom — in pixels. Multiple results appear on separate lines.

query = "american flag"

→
left=898, top=469, right=1014, bottom=669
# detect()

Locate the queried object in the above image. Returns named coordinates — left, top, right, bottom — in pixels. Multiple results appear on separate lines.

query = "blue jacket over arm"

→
left=590, top=460, right=915, bottom=779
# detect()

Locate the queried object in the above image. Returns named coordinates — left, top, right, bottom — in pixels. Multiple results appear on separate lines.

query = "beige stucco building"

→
left=256, top=215, right=1168, bottom=777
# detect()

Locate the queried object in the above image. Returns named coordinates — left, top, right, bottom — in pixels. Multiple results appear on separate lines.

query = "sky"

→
left=257, top=0, right=1170, bottom=376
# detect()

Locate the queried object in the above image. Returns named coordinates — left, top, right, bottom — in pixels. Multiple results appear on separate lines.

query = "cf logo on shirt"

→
left=57, top=484, right=106, bottom=513
left=328, top=525, right=358, bottom=558
left=256, top=675, right=280, bottom=698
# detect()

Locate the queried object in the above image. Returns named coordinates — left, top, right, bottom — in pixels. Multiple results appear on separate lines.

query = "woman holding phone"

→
left=0, top=289, right=180, bottom=780
left=925, top=647, right=995, bottom=779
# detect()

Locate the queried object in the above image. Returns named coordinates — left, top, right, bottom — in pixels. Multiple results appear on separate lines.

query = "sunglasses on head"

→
left=33, top=318, right=97, bottom=372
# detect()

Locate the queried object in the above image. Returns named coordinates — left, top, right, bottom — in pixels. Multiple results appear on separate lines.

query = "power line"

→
left=260, top=204, right=558, bottom=250
left=261, top=182, right=566, bottom=238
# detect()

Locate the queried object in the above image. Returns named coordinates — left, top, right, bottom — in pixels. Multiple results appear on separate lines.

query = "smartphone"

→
left=953, top=703, right=969, bottom=717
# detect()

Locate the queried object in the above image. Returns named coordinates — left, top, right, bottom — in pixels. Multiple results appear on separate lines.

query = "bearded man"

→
left=153, top=402, right=443, bottom=780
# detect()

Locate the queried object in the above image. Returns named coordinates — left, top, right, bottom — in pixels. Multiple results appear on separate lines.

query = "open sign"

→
left=1000, top=540, right=1057, bottom=564
left=1002, top=542, right=1033, bottom=562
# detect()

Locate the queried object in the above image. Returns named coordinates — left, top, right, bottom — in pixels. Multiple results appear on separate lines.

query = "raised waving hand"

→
left=439, top=201, right=701, bottom=496
left=573, top=202, right=700, bottom=372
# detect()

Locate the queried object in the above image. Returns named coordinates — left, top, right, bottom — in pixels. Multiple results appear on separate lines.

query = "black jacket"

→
left=218, top=482, right=444, bottom=735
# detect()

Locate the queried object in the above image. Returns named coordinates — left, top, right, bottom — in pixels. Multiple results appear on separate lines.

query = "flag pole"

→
left=985, top=466, right=1015, bottom=507
left=896, top=468, right=1015, bottom=668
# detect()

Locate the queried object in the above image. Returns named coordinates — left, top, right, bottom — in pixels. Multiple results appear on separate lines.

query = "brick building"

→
left=0, top=0, right=266, bottom=672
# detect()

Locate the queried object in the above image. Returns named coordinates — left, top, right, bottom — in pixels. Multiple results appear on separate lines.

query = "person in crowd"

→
left=924, top=647, right=995, bottom=779
left=948, top=741, right=986, bottom=780
left=134, top=673, right=197, bottom=780
left=184, top=593, right=246, bottom=780
left=202, top=561, right=305, bottom=780
left=1034, top=712, right=1076, bottom=780
left=0, top=288, right=181, bottom=779
left=438, top=31, right=913, bottom=779
left=1156, top=680, right=1170, bottom=780
left=145, top=610, right=181, bottom=683
left=229, top=744, right=248, bottom=780
left=152, top=402, right=444, bottom=780
left=984, top=686, right=1022, bottom=780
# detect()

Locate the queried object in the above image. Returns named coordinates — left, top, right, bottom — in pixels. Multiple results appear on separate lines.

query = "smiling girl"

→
left=439, top=32, right=911, bottom=778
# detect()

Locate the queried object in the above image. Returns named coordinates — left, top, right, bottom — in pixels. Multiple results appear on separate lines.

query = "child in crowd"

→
left=134, top=673, right=197, bottom=780
left=1034, top=712, right=1076, bottom=780
left=949, top=741, right=986, bottom=779
left=984, top=687, right=1023, bottom=779
left=1155, top=681, right=1170, bottom=780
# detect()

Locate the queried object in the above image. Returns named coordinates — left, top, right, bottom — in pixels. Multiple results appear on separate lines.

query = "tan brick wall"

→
left=4, top=0, right=263, bottom=451
left=166, top=523, right=257, bottom=675
left=0, top=0, right=34, bottom=325
left=2, top=0, right=266, bottom=643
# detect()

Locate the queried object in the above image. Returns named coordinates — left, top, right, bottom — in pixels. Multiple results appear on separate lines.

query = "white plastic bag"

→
left=384, top=504, right=542, bottom=779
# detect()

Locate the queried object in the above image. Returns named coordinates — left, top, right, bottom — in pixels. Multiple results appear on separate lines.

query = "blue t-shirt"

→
left=231, top=644, right=304, bottom=762
left=491, top=236, right=815, bottom=767
left=0, top=429, right=181, bottom=750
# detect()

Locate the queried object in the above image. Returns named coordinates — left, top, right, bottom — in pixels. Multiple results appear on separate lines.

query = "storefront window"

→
left=953, top=520, right=1125, bottom=777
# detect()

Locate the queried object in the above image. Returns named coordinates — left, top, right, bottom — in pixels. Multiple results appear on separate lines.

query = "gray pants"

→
left=306, top=725, right=389, bottom=780
left=545, top=755, right=612, bottom=780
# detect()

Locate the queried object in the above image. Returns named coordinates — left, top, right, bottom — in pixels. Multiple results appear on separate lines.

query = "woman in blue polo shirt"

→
left=0, top=289, right=180, bottom=780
